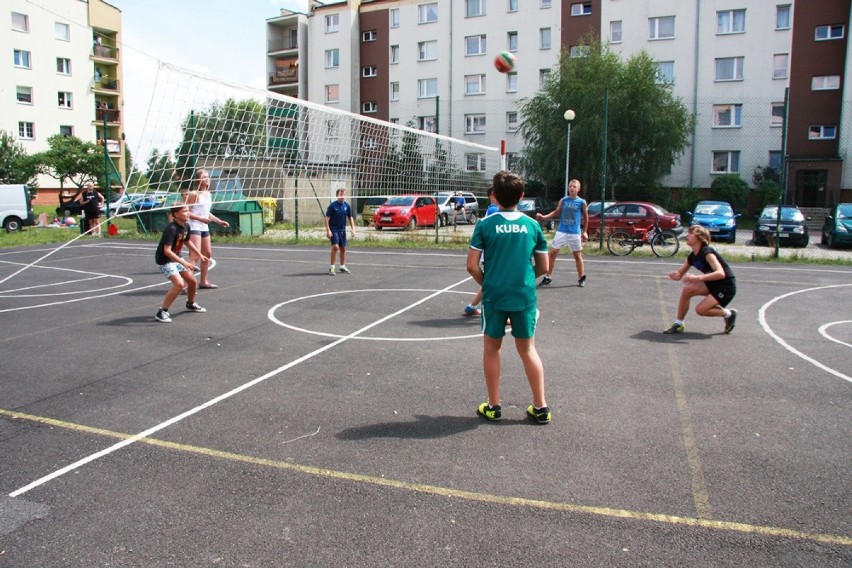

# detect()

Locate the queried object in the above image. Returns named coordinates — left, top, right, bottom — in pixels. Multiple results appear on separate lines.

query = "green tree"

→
left=518, top=38, right=694, bottom=201
left=710, top=174, right=749, bottom=213
left=0, top=130, right=40, bottom=186
left=146, top=149, right=176, bottom=191
left=35, top=135, right=103, bottom=192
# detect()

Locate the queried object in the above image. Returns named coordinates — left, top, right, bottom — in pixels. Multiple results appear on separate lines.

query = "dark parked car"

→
left=752, top=205, right=809, bottom=247
left=821, top=202, right=852, bottom=249
left=517, top=197, right=555, bottom=230
left=587, top=201, right=682, bottom=238
left=685, top=200, right=739, bottom=243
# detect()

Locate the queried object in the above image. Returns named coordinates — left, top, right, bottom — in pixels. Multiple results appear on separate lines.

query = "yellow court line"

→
left=2, top=408, right=850, bottom=547
left=656, top=277, right=713, bottom=519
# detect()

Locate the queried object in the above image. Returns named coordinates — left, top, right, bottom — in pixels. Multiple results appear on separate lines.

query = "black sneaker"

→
left=526, top=405, right=551, bottom=424
left=578, top=275, right=587, bottom=287
left=539, top=275, right=553, bottom=286
left=663, top=322, right=684, bottom=334
left=477, top=402, right=502, bottom=421
left=724, top=309, right=737, bottom=334
left=155, top=308, right=172, bottom=323
left=185, top=301, right=207, bottom=313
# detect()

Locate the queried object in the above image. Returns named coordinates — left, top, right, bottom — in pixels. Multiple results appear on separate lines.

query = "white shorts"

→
left=551, top=231, right=583, bottom=252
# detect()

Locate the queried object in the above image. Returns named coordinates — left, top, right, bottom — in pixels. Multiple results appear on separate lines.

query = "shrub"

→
left=710, top=174, right=749, bottom=212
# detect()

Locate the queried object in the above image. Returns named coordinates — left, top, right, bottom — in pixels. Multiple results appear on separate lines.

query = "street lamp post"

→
left=563, top=109, right=576, bottom=196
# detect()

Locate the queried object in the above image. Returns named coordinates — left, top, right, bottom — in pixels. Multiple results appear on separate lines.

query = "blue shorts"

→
left=481, top=305, right=538, bottom=339
left=330, top=229, right=348, bottom=247
left=189, top=230, right=210, bottom=238
left=159, top=262, right=189, bottom=278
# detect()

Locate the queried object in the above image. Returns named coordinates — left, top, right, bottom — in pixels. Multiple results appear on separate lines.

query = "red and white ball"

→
left=494, top=51, right=516, bottom=74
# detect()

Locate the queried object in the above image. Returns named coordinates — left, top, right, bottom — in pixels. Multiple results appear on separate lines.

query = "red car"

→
left=373, top=194, right=439, bottom=230
left=586, top=201, right=682, bottom=238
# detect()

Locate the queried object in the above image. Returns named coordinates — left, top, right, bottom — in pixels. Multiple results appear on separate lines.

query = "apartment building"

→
left=3, top=0, right=124, bottom=200
left=267, top=0, right=851, bottom=204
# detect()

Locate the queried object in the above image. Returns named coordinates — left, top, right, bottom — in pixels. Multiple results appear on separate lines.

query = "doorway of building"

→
left=795, top=169, right=827, bottom=207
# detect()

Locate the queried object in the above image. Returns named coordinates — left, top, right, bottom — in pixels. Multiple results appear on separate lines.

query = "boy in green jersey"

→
left=467, top=171, right=551, bottom=424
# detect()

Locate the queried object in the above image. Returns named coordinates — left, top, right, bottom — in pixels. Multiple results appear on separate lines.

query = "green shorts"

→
left=482, top=305, right=538, bottom=339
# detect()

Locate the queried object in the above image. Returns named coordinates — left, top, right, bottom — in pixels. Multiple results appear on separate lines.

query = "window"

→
left=362, top=102, right=378, bottom=114
left=465, top=114, right=486, bottom=134
left=715, top=57, right=744, bottom=81
left=59, top=125, right=73, bottom=137
left=539, top=69, right=551, bottom=87
left=540, top=0, right=552, bottom=7
left=56, top=57, right=71, bottom=75
left=362, top=137, right=378, bottom=150
left=776, top=5, right=791, bottom=30
left=506, top=111, right=518, bottom=132
left=771, top=102, right=785, bottom=127
left=326, top=120, right=339, bottom=138
left=390, top=82, right=400, bottom=100
left=418, top=78, right=438, bottom=98
left=58, top=91, right=72, bottom=109
left=713, top=104, right=742, bottom=128
left=507, top=31, right=518, bottom=52
left=571, top=3, right=592, bottom=16
left=809, top=125, right=837, bottom=140
left=12, top=12, right=29, bottom=32
left=325, top=84, right=339, bottom=103
left=773, top=54, right=788, bottom=79
left=13, top=49, right=31, bottom=69
left=656, top=61, right=675, bottom=84
left=325, top=14, right=339, bottom=33
left=362, top=30, right=377, bottom=42
left=418, top=116, right=436, bottom=132
left=610, top=21, right=623, bottom=43
left=508, top=0, right=519, bottom=12
left=768, top=151, right=782, bottom=170
left=716, top=10, right=745, bottom=34
left=418, top=40, right=438, bottom=60
left=16, top=86, right=32, bottom=104
left=570, top=45, right=590, bottom=58
left=540, top=28, right=551, bottom=49
left=390, top=8, right=400, bottom=27
left=466, top=0, right=485, bottom=17
left=55, top=22, right=70, bottom=41
left=815, top=25, right=844, bottom=41
left=465, top=35, right=487, bottom=56
left=712, top=151, right=740, bottom=174
left=325, top=49, right=339, bottom=68
left=812, top=75, right=841, bottom=90
left=362, top=66, right=378, bottom=77
left=466, top=153, right=486, bottom=171
left=419, top=3, right=438, bottom=24
left=18, top=122, right=34, bottom=140
left=390, top=45, right=399, bottom=64
left=649, top=16, right=675, bottom=40
left=506, top=72, right=518, bottom=92
left=465, top=74, right=486, bottom=95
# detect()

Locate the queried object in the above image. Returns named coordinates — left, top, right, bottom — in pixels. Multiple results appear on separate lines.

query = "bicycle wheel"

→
left=651, top=231, right=680, bottom=257
left=607, top=230, right=636, bottom=256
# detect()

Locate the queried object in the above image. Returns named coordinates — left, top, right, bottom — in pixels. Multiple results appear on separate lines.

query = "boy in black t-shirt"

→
left=154, top=205, right=208, bottom=323
left=663, top=225, right=737, bottom=334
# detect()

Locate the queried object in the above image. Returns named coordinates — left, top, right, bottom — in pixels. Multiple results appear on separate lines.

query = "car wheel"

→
left=362, top=220, right=370, bottom=227
left=441, top=213, right=448, bottom=227
left=825, top=233, right=834, bottom=249
left=728, top=233, right=736, bottom=244
left=407, top=217, right=417, bottom=230
left=4, top=217, right=22, bottom=232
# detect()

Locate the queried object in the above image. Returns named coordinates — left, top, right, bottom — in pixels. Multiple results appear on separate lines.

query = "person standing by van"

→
left=80, top=182, right=104, bottom=236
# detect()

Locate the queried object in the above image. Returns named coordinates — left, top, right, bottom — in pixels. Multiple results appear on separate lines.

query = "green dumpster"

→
left=210, top=190, right=264, bottom=236
left=134, top=193, right=183, bottom=233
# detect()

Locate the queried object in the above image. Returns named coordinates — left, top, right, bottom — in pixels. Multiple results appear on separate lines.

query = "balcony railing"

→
left=93, top=78, right=119, bottom=91
left=95, top=108, right=121, bottom=123
left=92, top=44, right=118, bottom=59
left=268, top=36, right=298, bottom=52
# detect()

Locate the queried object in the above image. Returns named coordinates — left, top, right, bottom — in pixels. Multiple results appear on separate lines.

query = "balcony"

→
left=93, top=77, right=119, bottom=92
left=95, top=107, right=121, bottom=123
left=270, top=60, right=298, bottom=86
left=92, top=44, right=119, bottom=60
left=268, top=36, right=298, bottom=53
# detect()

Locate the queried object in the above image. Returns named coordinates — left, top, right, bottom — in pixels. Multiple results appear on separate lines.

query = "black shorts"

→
left=707, top=282, right=736, bottom=307
left=454, top=203, right=465, bottom=211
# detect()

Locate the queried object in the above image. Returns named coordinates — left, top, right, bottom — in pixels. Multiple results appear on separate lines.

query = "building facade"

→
left=3, top=0, right=124, bottom=198
left=267, top=0, right=851, bottom=206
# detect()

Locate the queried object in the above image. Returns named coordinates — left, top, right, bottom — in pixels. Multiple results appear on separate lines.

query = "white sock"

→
left=675, top=319, right=684, bottom=325
left=723, top=309, right=731, bottom=317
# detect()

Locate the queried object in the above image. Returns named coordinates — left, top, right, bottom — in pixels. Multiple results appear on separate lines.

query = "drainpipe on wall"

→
left=447, top=0, right=453, bottom=138
left=688, top=0, right=701, bottom=189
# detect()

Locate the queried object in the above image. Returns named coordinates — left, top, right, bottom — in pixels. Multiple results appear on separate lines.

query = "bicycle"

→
left=606, top=215, right=680, bottom=257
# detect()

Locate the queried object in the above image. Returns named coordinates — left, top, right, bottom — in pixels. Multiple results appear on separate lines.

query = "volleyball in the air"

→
left=494, top=51, right=516, bottom=73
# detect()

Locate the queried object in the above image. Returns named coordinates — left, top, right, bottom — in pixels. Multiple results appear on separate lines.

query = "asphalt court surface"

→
left=0, top=239, right=850, bottom=566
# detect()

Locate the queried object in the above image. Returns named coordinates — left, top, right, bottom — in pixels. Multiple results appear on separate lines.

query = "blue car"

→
left=821, top=203, right=852, bottom=249
left=687, top=200, right=739, bottom=243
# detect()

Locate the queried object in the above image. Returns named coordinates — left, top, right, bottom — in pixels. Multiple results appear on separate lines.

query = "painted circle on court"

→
left=268, top=288, right=482, bottom=341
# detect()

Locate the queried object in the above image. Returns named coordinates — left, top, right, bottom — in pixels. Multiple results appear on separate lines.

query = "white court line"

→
left=758, top=283, right=852, bottom=384
left=819, top=321, right=852, bottom=349
left=9, top=275, right=474, bottom=498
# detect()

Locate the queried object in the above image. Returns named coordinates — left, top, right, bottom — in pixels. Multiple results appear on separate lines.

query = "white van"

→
left=0, top=184, right=36, bottom=232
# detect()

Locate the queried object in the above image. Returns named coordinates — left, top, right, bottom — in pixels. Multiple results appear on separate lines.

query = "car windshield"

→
left=695, top=203, right=733, bottom=217
left=760, top=207, right=804, bottom=221
left=836, top=204, right=852, bottom=219
left=517, top=199, right=535, bottom=212
left=385, top=196, right=415, bottom=207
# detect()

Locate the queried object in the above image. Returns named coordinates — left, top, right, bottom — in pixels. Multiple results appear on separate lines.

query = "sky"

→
left=107, top=0, right=310, bottom=166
